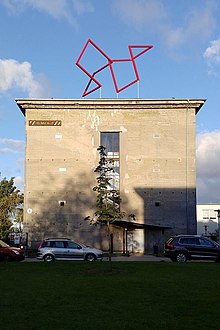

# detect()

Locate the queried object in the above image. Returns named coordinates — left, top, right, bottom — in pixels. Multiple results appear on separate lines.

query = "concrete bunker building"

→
left=17, top=98, right=205, bottom=253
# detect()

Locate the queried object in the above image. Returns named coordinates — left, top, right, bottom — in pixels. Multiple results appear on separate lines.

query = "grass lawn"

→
left=0, top=261, right=220, bottom=330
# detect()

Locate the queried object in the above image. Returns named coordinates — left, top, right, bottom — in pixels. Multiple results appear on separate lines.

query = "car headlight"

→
left=12, top=250, right=20, bottom=255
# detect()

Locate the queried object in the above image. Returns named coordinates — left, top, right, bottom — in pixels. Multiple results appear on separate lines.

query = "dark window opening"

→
left=101, top=132, right=119, bottom=157
left=100, top=132, right=120, bottom=191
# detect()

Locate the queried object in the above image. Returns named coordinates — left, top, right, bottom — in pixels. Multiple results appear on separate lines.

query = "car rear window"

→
left=50, top=241, right=65, bottom=248
left=54, top=241, right=65, bottom=248
left=42, top=240, right=66, bottom=248
left=45, top=241, right=64, bottom=248
left=42, top=241, right=50, bottom=248
left=179, top=237, right=197, bottom=245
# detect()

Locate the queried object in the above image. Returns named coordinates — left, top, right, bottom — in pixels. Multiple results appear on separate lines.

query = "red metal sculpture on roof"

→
left=76, top=39, right=153, bottom=97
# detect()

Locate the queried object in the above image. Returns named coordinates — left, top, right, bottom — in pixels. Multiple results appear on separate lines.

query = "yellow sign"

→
left=29, top=120, right=62, bottom=126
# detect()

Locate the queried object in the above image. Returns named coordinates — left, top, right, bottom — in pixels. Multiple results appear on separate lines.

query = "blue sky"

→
left=0, top=0, right=220, bottom=203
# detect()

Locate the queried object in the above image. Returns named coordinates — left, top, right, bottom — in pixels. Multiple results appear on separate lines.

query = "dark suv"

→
left=164, top=235, right=220, bottom=262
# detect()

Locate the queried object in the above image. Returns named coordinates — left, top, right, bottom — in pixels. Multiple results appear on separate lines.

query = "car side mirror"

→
left=77, top=246, right=82, bottom=250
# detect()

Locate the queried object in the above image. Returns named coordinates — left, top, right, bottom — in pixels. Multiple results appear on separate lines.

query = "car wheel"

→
left=85, top=253, right=96, bottom=261
left=43, top=254, right=55, bottom=262
left=175, top=252, right=187, bottom=262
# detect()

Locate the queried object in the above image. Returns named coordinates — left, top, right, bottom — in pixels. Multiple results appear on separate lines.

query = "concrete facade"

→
left=16, top=98, right=205, bottom=253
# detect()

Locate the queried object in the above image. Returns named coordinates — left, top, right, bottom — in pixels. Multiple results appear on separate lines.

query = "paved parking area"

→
left=111, top=254, right=169, bottom=262
left=23, top=254, right=170, bottom=262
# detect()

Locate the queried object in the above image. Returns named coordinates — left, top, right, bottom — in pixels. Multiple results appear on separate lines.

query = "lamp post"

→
left=204, top=224, right=208, bottom=236
left=214, top=209, right=220, bottom=243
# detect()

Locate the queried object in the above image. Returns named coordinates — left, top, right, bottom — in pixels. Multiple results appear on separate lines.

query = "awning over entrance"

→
left=112, top=220, right=172, bottom=230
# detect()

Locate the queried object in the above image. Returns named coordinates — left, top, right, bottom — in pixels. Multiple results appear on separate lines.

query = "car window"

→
left=54, top=241, right=65, bottom=248
left=179, top=238, right=196, bottom=245
left=199, top=238, right=215, bottom=247
left=66, top=241, right=80, bottom=249
left=42, top=241, right=50, bottom=248
left=0, top=240, right=9, bottom=248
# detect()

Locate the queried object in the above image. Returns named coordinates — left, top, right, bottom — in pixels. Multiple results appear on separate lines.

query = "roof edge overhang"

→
left=15, top=98, right=206, bottom=116
left=112, top=220, right=172, bottom=230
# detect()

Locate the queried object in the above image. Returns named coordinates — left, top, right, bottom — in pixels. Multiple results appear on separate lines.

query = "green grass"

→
left=0, top=261, right=220, bottom=330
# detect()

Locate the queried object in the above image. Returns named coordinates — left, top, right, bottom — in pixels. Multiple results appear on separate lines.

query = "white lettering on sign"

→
left=29, top=120, right=62, bottom=126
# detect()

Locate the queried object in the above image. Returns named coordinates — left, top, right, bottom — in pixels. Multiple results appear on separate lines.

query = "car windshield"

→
left=0, top=240, right=10, bottom=248
left=77, top=242, right=88, bottom=248
left=210, top=239, right=220, bottom=247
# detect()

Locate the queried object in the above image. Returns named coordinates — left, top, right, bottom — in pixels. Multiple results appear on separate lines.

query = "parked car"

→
left=164, top=235, right=220, bottom=262
left=37, top=238, right=104, bottom=262
left=0, top=239, right=25, bottom=262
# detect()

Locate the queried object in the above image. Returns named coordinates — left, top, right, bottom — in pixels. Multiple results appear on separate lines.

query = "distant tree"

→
left=0, top=178, right=24, bottom=240
left=85, top=146, right=135, bottom=266
left=208, top=229, right=218, bottom=242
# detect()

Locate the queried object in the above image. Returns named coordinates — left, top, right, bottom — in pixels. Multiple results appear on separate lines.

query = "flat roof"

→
left=16, top=98, right=206, bottom=116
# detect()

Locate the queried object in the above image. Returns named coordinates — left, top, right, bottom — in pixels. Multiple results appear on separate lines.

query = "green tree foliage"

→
left=0, top=177, right=24, bottom=240
left=85, top=146, right=135, bottom=263
left=85, top=145, right=125, bottom=226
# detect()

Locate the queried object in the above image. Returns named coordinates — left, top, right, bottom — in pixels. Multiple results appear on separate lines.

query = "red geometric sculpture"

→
left=76, top=39, right=153, bottom=97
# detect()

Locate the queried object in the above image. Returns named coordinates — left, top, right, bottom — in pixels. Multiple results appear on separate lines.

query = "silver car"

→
left=37, top=238, right=103, bottom=262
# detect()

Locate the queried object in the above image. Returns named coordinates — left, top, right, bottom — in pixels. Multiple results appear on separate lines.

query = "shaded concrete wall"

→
left=17, top=99, right=205, bottom=252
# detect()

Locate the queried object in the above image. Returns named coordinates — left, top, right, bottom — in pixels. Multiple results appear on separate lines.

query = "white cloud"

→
left=112, top=0, right=217, bottom=49
left=112, top=0, right=166, bottom=31
left=184, top=3, right=216, bottom=39
left=24, top=0, right=76, bottom=25
left=0, top=59, right=50, bottom=97
left=72, top=0, right=94, bottom=15
left=0, top=138, right=25, bottom=153
left=204, top=39, right=220, bottom=64
left=196, top=131, right=220, bottom=203
left=0, top=139, right=25, bottom=190
left=1, top=0, right=94, bottom=26
left=14, top=176, right=24, bottom=192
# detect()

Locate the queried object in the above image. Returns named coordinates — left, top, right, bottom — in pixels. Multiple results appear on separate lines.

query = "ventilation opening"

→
left=59, top=201, right=66, bottom=206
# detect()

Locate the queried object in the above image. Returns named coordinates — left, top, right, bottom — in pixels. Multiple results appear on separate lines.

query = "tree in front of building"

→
left=85, top=146, right=135, bottom=262
left=0, top=178, right=24, bottom=241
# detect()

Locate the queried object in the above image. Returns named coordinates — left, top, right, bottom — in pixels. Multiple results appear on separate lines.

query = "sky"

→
left=0, top=0, right=220, bottom=204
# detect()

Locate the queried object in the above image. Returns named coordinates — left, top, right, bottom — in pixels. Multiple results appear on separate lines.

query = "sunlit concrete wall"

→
left=17, top=99, right=205, bottom=252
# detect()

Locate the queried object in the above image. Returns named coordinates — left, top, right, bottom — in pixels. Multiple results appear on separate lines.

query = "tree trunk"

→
left=107, top=220, right=112, bottom=271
